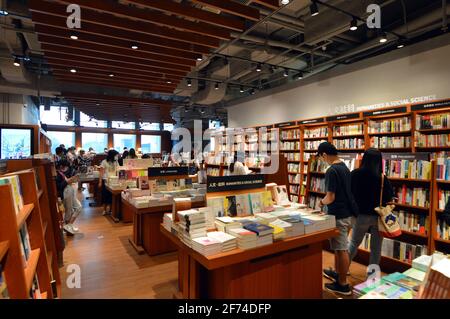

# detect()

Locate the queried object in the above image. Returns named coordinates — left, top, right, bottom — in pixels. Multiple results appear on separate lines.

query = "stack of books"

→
left=199, top=207, right=215, bottom=230
left=207, top=231, right=237, bottom=252
left=244, top=223, right=274, bottom=247
left=228, top=228, right=258, bottom=250
left=191, top=237, right=222, bottom=257
left=354, top=279, right=414, bottom=299
left=163, top=213, right=173, bottom=232
left=280, top=215, right=305, bottom=237
left=215, top=216, right=242, bottom=233
left=301, top=214, right=336, bottom=233
left=269, top=219, right=292, bottom=240
left=177, top=209, right=207, bottom=248
left=255, top=213, right=277, bottom=225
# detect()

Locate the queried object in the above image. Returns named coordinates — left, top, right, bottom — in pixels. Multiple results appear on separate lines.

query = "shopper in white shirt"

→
left=98, top=150, right=119, bottom=216
left=228, top=156, right=251, bottom=176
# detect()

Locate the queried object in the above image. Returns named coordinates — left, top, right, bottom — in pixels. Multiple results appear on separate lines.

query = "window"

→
left=80, top=112, right=107, bottom=128
left=82, top=133, right=108, bottom=153
left=141, top=135, right=161, bottom=154
left=209, top=120, right=222, bottom=129
left=140, top=122, right=160, bottom=131
left=112, top=121, right=135, bottom=129
left=163, top=123, right=174, bottom=131
left=113, top=134, right=136, bottom=151
left=47, top=131, right=75, bottom=153
left=40, top=105, right=74, bottom=126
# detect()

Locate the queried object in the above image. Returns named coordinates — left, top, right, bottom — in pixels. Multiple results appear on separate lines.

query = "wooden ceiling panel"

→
left=250, top=0, right=280, bottom=10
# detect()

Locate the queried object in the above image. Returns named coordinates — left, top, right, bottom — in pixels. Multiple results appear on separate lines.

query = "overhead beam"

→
left=30, top=11, right=220, bottom=48
left=61, top=92, right=172, bottom=106
left=42, top=0, right=231, bottom=40
left=250, top=0, right=279, bottom=10
left=125, top=0, right=245, bottom=31
left=38, top=35, right=196, bottom=67
left=34, top=24, right=210, bottom=55
left=190, top=0, right=260, bottom=21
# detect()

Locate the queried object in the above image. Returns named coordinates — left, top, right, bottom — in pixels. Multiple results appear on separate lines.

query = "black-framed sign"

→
left=411, top=100, right=450, bottom=111
left=382, top=152, right=429, bottom=161
left=274, top=121, right=296, bottom=128
left=363, top=106, right=407, bottom=117
left=207, top=174, right=265, bottom=193
left=326, top=113, right=360, bottom=122
left=148, top=166, right=189, bottom=177
left=299, top=118, right=325, bottom=125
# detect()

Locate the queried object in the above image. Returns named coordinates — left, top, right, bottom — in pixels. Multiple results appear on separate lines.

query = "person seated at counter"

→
left=98, top=150, right=119, bottom=216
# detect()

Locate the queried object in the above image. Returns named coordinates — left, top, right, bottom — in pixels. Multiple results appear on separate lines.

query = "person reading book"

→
left=317, top=142, right=356, bottom=296
left=348, top=148, right=394, bottom=275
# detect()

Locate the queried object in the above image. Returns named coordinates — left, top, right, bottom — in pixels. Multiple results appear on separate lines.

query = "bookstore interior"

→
left=0, top=0, right=449, bottom=305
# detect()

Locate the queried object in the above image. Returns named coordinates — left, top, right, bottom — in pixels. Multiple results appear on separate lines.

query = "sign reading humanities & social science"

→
left=207, top=174, right=265, bottom=193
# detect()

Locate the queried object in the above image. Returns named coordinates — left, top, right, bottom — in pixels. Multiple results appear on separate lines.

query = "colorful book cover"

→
left=0, top=176, right=24, bottom=215
left=139, top=176, right=149, bottom=190
left=224, top=196, right=237, bottom=217
left=249, top=193, right=263, bottom=214
left=207, top=197, right=225, bottom=217
left=118, top=170, right=127, bottom=180
left=274, top=185, right=290, bottom=205
left=244, top=222, right=274, bottom=236
left=235, top=194, right=251, bottom=217
left=262, top=191, right=275, bottom=212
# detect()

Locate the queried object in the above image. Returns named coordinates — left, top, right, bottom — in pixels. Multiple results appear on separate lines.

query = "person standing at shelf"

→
left=228, top=155, right=251, bottom=176
left=127, top=148, right=138, bottom=159
left=348, top=148, right=394, bottom=275
left=98, top=150, right=119, bottom=216
left=317, top=142, right=357, bottom=296
left=54, top=146, right=66, bottom=162
left=56, top=160, right=82, bottom=235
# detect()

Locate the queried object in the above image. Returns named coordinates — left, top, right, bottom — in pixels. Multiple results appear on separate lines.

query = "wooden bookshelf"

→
left=16, top=203, right=35, bottom=230
left=0, top=240, right=9, bottom=261
left=368, top=131, right=412, bottom=136
left=24, top=248, right=41, bottom=292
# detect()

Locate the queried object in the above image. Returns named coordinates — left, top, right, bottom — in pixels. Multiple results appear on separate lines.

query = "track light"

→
left=250, top=89, right=256, bottom=95
left=215, top=82, right=219, bottom=90
left=379, top=32, right=388, bottom=43
left=280, top=0, right=290, bottom=5
left=397, top=39, right=405, bottom=49
left=350, top=18, right=358, bottom=31
left=256, top=63, right=262, bottom=72
left=70, top=32, right=78, bottom=40
left=197, top=56, right=203, bottom=61
left=310, top=1, right=319, bottom=17
left=167, top=80, right=172, bottom=84
left=240, top=86, right=244, bottom=93
left=296, top=72, right=304, bottom=80
left=131, top=44, right=139, bottom=50
left=70, top=68, right=77, bottom=73
left=187, top=78, right=192, bottom=87
left=13, top=57, right=20, bottom=67
left=109, top=74, right=114, bottom=77
left=0, top=10, right=8, bottom=16
left=283, top=69, right=289, bottom=77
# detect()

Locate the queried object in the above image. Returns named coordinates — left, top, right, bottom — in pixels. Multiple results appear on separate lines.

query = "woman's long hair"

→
left=106, top=150, right=119, bottom=163
left=360, top=148, right=383, bottom=177
left=129, top=148, right=137, bottom=159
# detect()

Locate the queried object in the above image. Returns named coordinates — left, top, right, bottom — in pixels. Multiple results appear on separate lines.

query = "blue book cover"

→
left=244, top=223, right=274, bottom=236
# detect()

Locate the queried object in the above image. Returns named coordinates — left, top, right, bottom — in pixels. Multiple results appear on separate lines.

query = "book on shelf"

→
left=0, top=175, right=24, bottom=215
left=281, top=141, right=300, bottom=151
left=227, top=228, right=258, bottom=249
left=310, top=157, right=328, bottom=172
left=287, top=163, right=300, bottom=173
left=224, top=196, right=237, bottom=217
left=207, top=197, right=225, bottom=217
left=360, top=234, right=428, bottom=264
left=368, top=117, right=411, bottom=133
left=382, top=158, right=431, bottom=180
left=416, top=113, right=450, bottom=130
left=435, top=152, right=450, bottom=180
left=372, top=136, right=411, bottom=148
left=0, top=265, right=9, bottom=299
left=354, top=279, right=413, bottom=299
left=304, top=127, right=328, bottom=138
left=415, top=132, right=450, bottom=148
left=379, top=272, right=422, bottom=292
left=333, top=138, right=364, bottom=149
left=304, top=140, right=327, bottom=150
left=310, top=176, right=325, bottom=193
left=206, top=168, right=220, bottom=176
left=392, top=185, right=430, bottom=208
left=308, top=195, right=323, bottom=210
left=281, top=129, right=300, bottom=140
left=191, top=237, right=222, bottom=257
left=289, top=185, right=299, bottom=197
left=333, top=124, right=363, bottom=136
left=393, top=210, right=429, bottom=235
left=285, top=153, right=301, bottom=161
left=243, top=222, right=274, bottom=237
left=437, top=216, right=450, bottom=240
left=19, top=224, right=32, bottom=265
left=288, top=174, right=301, bottom=184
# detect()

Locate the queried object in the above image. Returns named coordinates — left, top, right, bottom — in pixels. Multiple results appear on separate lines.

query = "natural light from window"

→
left=141, top=135, right=161, bottom=154
left=82, top=133, right=108, bottom=153
left=47, top=131, right=75, bottom=153
left=40, top=105, right=75, bottom=126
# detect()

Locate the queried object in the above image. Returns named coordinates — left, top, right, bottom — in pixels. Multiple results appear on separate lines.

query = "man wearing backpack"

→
left=317, top=142, right=358, bottom=296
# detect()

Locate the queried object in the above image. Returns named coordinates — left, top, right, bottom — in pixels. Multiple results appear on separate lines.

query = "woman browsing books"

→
left=98, top=150, right=120, bottom=216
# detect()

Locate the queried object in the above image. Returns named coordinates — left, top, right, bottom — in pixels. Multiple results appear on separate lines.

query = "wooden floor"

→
left=60, top=188, right=372, bottom=299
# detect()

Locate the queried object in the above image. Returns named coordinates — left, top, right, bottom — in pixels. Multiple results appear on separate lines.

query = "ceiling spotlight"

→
left=379, top=32, right=388, bottom=43
left=350, top=18, right=358, bottom=31
left=70, top=32, right=78, bottom=40
left=250, top=89, right=256, bottom=95
left=197, top=56, right=203, bottom=61
left=397, top=39, right=405, bottom=49
left=185, top=108, right=189, bottom=113
left=215, top=82, right=219, bottom=90
left=131, top=44, right=139, bottom=50
left=0, top=10, right=9, bottom=16
left=109, top=74, right=114, bottom=77
left=310, top=1, right=319, bottom=17
left=70, top=68, right=77, bottom=73
left=283, top=69, right=289, bottom=77
left=13, top=57, right=20, bottom=67
left=296, top=72, right=304, bottom=80
left=256, top=63, right=262, bottom=72
left=280, top=0, right=290, bottom=5
left=201, top=109, right=205, bottom=114
left=96, top=103, right=100, bottom=106
left=187, top=78, right=192, bottom=87
left=167, top=80, right=172, bottom=84
left=240, top=86, right=244, bottom=93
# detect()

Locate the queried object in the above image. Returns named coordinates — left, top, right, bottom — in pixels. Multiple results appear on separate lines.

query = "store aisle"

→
left=60, top=190, right=178, bottom=299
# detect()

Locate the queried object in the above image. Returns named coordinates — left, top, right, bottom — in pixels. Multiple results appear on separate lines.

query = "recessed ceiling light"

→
left=379, top=32, right=388, bottom=43
left=131, top=44, right=139, bottom=50
left=197, top=57, right=203, bottom=61
left=283, top=69, right=289, bottom=77
left=296, top=72, right=304, bottom=80
left=0, top=10, right=9, bottom=16
left=70, top=32, right=78, bottom=40
left=397, top=39, right=405, bottom=49
left=280, top=0, right=290, bottom=4
left=187, top=78, right=192, bottom=87
left=256, top=63, right=262, bottom=72
left=13, top=57, right=20, bottom=67
left=240, top=86, right=244, bottom=93
left=350, top=18, right=358, bottom=31
left=310, top=1, right=319, bottom=17
left=215, top=82, right=219, bottom=90
left=70, top=69, right=77, bottom=73
left=109, top=74, right=114, bottom=77
left=167, top=80, right=172, bottom=84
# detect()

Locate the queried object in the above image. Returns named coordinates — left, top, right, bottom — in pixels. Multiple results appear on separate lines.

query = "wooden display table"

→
left=161, top=225, right=338, bottom=299
left=126, top=198, right=206, bottom=255
left=105, top=185, right=128, bottom=223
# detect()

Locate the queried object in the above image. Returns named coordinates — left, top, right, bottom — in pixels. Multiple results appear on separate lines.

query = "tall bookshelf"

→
left=329, top=113, right=366, bottom=153
left=0, top=169, right=56, bottom=299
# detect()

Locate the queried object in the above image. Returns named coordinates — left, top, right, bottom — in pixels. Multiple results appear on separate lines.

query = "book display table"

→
left=126, top=197, right=206, bottom=256
left=161, top=225, right=338, bottom=298
left=105, top=185, right=127, bottom=223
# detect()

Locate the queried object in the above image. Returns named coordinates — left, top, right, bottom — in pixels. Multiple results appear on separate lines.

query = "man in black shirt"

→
left=317, top=142, right=355, bottom=296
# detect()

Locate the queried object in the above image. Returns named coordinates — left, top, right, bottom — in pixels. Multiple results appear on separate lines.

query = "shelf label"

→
left=411, top=100, right=450, bottom=111
left=256, top=125, right=273, bottom=130
left=299, top=118, right=325, bottom=124
left=148, top=167, right=189, bottom=177
left=275, top=121, right=296, bottom=128
left=207, top=174, right=265, bottom=193
left=363, top=106, right=407, bottom=117
left=382, top=152, right=429, bottom=161
left=338, top=153, right=361, bottom=159
left=327, top=113, right=360, bottom=121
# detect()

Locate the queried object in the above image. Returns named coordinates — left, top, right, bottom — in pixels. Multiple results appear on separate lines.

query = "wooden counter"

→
left=161, top=225, right=338, bottom=299
left=125, top=197, right=206, bottom=256
left=105, top=185, right=126, bottom=223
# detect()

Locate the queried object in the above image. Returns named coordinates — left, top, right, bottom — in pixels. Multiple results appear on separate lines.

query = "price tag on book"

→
left=382, top=152, right=429, bottom=161
left=363, top=106, right=407, bottom=117
left=411, top=100, right=450, bottom=111
left=148, top=167, right=189, bottom=177
left=207, top=174, right=265, bottom=193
